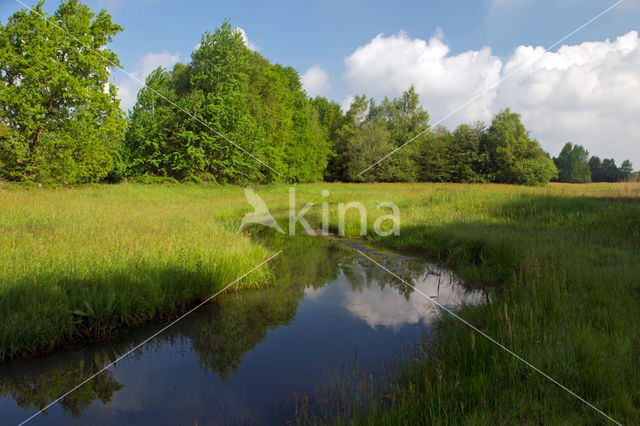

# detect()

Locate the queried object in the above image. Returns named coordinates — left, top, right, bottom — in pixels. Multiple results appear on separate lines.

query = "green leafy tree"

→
left=619, top=160, right=633, bottom=181
left=310, top=96, right=345, bottom=181
left=343, top=87, right=427, bottom=182
left=553, top=142, right=591, bottom=183
left=588, top=156, right=604, bottom=182
left=482, top=109, right=557, bottom=185
left=601, top=158, right=619, bottom=182
left=448, top=122, right=488, bottom=183
left=418, top=126, right=453, bottom=182
left=0, top=0, right=125, bottom=183
left=124, top=20, right=328, bottom=183
left=345, top=121, right=394, bottom=182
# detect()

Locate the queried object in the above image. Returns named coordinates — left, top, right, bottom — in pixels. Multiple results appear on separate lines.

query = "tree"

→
left=553, top=142, right=591, bottom=183
left=124, top=20, right=329, bottom=183
left=418, top=126, right=453, bottom=182
left=345, top=121, right=394, bottom=182
left=588, top=156, right=604, bottom=182
left=343, top=87, right=427, bottom=182
left=619, top=160, right=633, bottom=181
left=448, top=122, right=487, bottom=183
left=482, top=109, right=557, bottom=185
left=0, top=0, right=125, bottom=183
left=309, top=96, right=345, bottom=181
left=601, top=159, right=619, bottom=182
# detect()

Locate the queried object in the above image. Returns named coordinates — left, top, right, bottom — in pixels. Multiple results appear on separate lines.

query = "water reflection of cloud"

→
left=304, top=286, right=327, bottom=300
left=343, top=270, right=483, bottom=331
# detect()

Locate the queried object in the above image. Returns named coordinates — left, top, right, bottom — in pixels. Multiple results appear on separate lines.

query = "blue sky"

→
left=1, top=0, right=639, bottom=163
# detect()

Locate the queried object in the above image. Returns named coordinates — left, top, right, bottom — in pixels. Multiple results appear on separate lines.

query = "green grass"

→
left=1, top=182, right=639, bottom=424
left=0, top=184, right=277, bottom=360
left=316, top=183, right=640, bottom=424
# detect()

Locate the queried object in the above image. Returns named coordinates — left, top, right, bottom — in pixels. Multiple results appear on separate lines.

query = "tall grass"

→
left=0, top=184, right=275, bottom=361
left=2, top=182, right=639, bottom=424
left=318, top=183, right=640, bottom=424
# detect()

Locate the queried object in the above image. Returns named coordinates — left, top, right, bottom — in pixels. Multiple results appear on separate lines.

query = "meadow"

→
left=1, top=182, right=639, bottom=424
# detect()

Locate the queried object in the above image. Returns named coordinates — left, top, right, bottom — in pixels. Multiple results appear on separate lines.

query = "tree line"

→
left=0, top=2, right=634, bottom=185
left=552, top=142, right=634, bottom=183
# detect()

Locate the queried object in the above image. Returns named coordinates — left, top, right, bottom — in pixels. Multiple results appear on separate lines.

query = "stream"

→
left=0, top=236, right=483, bottom=425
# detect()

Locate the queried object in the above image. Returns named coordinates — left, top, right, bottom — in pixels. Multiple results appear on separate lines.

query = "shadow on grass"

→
left=329, top=193, right=640, bottom=424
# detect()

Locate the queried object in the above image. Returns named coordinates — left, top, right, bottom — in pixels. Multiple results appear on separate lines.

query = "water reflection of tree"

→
left=0, top=236, right=347, bottom=416
left=342, top=252, right=432, bottom=299
left=0, top=350, right=123, bottom=417
left=177, top=236, right=346, bottom=378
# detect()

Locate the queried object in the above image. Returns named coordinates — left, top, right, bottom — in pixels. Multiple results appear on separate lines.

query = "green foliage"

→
left=340, top=98, right=556, bottom=186
left=418, top=126, right=454, bottom=182
left=589, top=156, right=632, bottom=182
left=0, top=0, right=126, bottom=183
left=310, top=96, right=346, bottom=181
left=124, top=20, right=329, bottom=183
left=343, top=87, right=426, bottom=182
left=345, top=121, right=394, bottom=182
left=483, top=109, right=558, bottom=185
left=619, top=159, right=634, bottom=181
left=449, top=122, right=489, bottom=182
left=554, top=142, right=591, bottom=183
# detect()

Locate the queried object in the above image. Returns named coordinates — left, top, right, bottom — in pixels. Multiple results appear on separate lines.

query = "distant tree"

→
left=342, top=89, right=424, bottom=182
left=418, top=126, right=453, bottom=182
left=601, top=159, right=619, bottom=182
left=482, top=109, right=557, bottom=185
left=124, top=20, right=329, bottom=183
left=554, top=142, right=591, bottom=183
left=619, top=160, right=633, bottom=181
left=310, top=96, right=346, bottom=181
left=448, top=122, right=487, bottom=183
left=371, top=86, right=427, bottom=182
left=0, top=0, right=126, bottom=183
left=376, top=86, right=429, bottom=148
left=588, top=156, right=604, bottom=182
left=345, top=121, right=394, bottom=182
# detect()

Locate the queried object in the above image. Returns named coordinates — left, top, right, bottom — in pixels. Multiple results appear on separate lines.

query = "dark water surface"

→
left=0, top=237, right=482, bottom=425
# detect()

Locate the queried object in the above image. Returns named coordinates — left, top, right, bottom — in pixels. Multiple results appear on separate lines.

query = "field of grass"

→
left=1, top=182, right=639, bottom=424
left=319, top=182, right=640, bottom=424
left=0, top=184, right=278, bottom=361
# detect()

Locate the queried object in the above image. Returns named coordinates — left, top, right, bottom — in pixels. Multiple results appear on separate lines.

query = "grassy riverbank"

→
left=0, top=184, right=276, bottom=361
left=2, top=182, right=639, bottom=424
left=321, top=182, right=640, bottom=424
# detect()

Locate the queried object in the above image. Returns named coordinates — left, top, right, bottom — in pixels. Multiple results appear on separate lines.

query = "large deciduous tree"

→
left=482, top=109, right=557, bottom=185
left=124, top=21, right=329, bottom=183
left=554, top=142, right=591, bottom=183
left=0, top=0, right=125, bottom=183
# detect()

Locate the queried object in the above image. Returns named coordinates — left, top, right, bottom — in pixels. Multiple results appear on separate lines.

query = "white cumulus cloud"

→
left=236, top=27, right=258, bottom=51
left=301, top=65, right=332, bottom=97
left=343, top=30, right=640, bottom=163
left=114, top=52, right=180, bottom=112
left=496, top=31, right=640, bottom=162
left=344, top=30, right=503, bottom=124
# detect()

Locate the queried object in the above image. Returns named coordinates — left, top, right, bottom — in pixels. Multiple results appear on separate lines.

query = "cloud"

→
left=344, top=270, right=483, bottom=330
left=495, top=31, right=640, bottom=162
left=113, top=52, right=180, bottom=112
left=301, top=65, right=332, bottom=97
left=236, top=27, right=258, bottom=51
left=343, top=30, right=640, bottom=163
left=344, top=30, right=503, bottom=124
